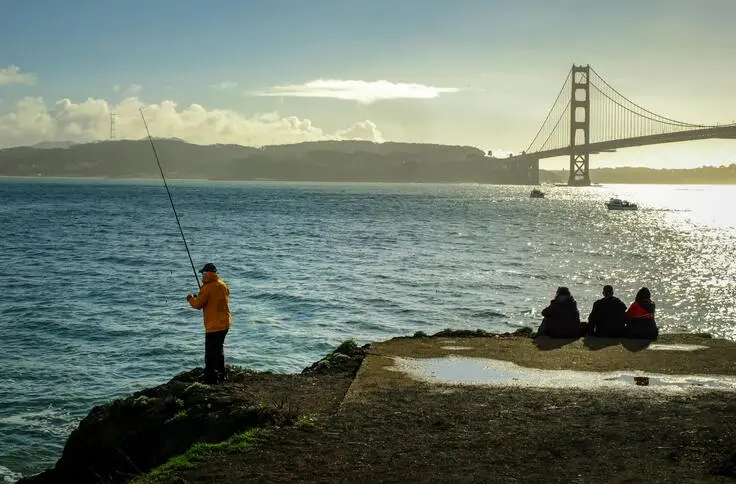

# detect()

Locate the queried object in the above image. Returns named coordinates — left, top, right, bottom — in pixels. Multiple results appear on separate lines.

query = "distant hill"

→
left=541, top=165, right=736, bottom=184
left=4, top=139, right=732, bottom=184
left=31, top=141, right=78, bottom=149
left=0, top=139, right=535, bottom=184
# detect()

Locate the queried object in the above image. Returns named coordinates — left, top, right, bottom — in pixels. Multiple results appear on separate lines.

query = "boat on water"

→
left=606, top=198, right=638, bottom=210
left=530, top=188, right=545, bottom=199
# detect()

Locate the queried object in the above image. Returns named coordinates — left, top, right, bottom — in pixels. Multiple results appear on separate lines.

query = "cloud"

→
left=210, top=81, right=237, bottom=90
left=123, top=84, right=143, bottom=96
left=251, top=79, right=460, bottom=104
left=113, top=84, right=142, bottom=95
left=335, top=120, right=384, bottom=142
left=0, top=96, right=383, bottom=148
left=0, top=66, right=37, bottom=87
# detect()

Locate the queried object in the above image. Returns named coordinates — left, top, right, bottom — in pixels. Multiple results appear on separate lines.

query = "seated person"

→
left=537, top=287, right=581, bottom=338
left=625, top=287, right=658, bottom=339
left=588, top=285, right=627, bottom=337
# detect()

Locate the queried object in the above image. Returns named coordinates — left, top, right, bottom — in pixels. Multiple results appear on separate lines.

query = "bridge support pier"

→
left=569, top=152, right=590, bottom=186
left=527, top=156, right=539, bottom=185
left=568, top=64, right=591, bottom=186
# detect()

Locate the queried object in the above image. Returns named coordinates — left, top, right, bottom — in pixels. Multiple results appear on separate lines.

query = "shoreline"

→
left=3, top=174, right=736, bottom=186
left=17, top=329, right=736, bottom=483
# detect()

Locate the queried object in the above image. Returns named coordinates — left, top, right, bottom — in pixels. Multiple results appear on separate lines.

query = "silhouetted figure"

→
left=625, top=287, right=658, bottom=339
left=588, top=285, right=627, bottom=337
left=537, top=287, right=581, bottom=338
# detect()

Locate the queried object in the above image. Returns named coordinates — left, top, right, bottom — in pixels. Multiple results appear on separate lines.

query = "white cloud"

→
left=335, top=120, right=384, bottom=142
left=0, top=66, right=37, bottom=87
left=210, top=81, right=237, bottom=90
left=123, top=84, right=143, bottom=96
left=0, top=96, right=383, bottom=148
left=113, top=85, right=121, bottom=92
left=251, top=79, right=461, bottom=104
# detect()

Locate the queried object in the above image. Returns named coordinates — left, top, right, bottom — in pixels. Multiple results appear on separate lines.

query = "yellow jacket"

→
left=188, top=272, right=231, bottom=333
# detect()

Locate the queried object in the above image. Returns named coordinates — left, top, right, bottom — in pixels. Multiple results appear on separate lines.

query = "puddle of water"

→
left=393, top=356, right=736, bottom=392
left=647, top=344, right=709, bottom=351
left=440, top=346, right=473, bottom=351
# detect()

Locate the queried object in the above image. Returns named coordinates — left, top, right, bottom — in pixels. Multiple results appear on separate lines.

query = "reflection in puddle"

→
left=440, top=346, right=473, bottom=351
left=393, top=356, right=736, bottom=392
left=647, top=344, right=709, bottom=351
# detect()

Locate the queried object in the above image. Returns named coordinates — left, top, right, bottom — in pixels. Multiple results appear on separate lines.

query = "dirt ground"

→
left=169, top=334, right=736, bottom=483
left=347, top=333, right=736, bottom=398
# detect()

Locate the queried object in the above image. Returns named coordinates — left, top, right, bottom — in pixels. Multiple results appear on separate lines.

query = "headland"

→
left=19, top=330, right=736, bottom=483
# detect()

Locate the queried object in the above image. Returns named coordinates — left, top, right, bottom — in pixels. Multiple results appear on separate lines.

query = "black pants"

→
left=204, top=329, right=228, bottom=383
left=625, top=319, right=658, bottom=339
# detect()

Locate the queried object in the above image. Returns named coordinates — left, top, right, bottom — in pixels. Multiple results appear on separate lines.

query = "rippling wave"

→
left=1, top=179, right=734, bottom=479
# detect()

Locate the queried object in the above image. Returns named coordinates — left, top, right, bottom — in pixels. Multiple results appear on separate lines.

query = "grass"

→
left=131, top=429, right=259, bottom=484
left=163, top=409, right=188, bottom=424
left=334, top=338, right=358, bottom=355
left=295, top=414, right=317, bottom=431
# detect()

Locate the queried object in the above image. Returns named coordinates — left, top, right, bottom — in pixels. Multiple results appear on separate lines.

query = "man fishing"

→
left=187, top=263, right=232, bottom=384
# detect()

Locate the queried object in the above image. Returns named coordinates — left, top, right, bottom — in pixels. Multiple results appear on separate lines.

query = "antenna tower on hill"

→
left=110, top=112, right=119, bottom=140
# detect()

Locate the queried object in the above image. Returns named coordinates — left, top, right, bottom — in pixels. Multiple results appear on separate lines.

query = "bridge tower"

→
left=568, top=65, right=590, bottom=186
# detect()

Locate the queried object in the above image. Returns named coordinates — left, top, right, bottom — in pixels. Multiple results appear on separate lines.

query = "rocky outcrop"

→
left=18, top=368, right=288, bottom=484
left=19, top=341, right=368, bottom=484
left=430, top=327, right=534, bottom=339
left=301, top=339, right=369, bottom=376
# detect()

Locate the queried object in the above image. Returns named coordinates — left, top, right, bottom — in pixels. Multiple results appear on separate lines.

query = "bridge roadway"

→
left=509, top=124, right=736, bottom=161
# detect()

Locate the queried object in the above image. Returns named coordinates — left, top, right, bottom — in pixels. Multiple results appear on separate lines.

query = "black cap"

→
left=199, top=263, right=217, bottom=273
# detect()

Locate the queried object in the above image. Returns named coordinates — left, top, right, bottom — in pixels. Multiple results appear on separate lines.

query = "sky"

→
left=1, top=0, right=735, bottom=169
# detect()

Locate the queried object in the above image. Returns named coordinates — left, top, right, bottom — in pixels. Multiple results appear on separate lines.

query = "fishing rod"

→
left=139, top=108, right=201, bottom=289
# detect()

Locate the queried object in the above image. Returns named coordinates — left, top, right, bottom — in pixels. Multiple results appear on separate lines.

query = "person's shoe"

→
left=202, top=373, right=218, bottom=385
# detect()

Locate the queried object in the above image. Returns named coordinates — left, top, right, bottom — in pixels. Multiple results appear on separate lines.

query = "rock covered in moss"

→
left=18, top=368, right=287, bottom=484
left=430, top=327, right=534, bottom=338
left=301, top=339, right=369, bottom=376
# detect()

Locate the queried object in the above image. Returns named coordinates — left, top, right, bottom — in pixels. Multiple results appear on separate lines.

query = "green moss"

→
left=413, top=331, right=428, bottom=338
left=184, top=382, right=210, bottom=393
left=334, top=339, right=358, bottom=355
left=325, top=352, right=350, bottom=363
left=132, top=395, right=156, bottom=408
left=164, top=409, right=188, bottom=424
left=295, top=415, right=317, bottom=431
left=131, top=429, right=259, bottom=484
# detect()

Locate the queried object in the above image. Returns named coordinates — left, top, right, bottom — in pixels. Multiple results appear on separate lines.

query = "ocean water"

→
left=1, top=178, right=735, bottom=480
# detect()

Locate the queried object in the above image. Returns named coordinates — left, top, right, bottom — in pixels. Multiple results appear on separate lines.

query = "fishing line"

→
left=139, top=108, right=201, bottom=289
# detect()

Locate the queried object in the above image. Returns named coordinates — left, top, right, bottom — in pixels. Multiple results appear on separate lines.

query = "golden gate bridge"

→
left=504, top=65, right=736, bottom=186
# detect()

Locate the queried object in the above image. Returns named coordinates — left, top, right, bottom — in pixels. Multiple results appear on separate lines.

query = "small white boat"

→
left=606, top=198, right=638, bottom=210
left=530, top=188, right=545, bottom=199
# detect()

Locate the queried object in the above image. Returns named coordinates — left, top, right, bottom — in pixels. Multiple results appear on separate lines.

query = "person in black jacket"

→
left=536, top=287, right=581, bottom=338
left=588, top=285, right=627, bottom=337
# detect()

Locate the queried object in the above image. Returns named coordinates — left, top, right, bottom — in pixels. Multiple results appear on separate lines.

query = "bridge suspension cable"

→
left=525, top=68, right=572, bottom=153
left=523, top=64, right=729, bottom=154
left=588, top=67, right=712, bottom=128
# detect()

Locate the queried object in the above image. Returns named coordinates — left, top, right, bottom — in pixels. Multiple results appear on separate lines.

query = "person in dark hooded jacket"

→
left=588, top=285, right=627, bottom=337
left=536, top=287, right=581, bottom=338
left=625, top=287, right=658, bottom=339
